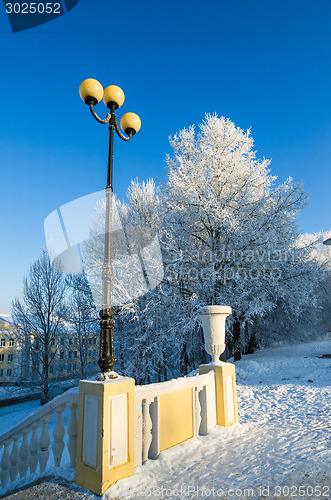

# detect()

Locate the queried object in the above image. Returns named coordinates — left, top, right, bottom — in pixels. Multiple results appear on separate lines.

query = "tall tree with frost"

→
left=75, top=115, right=327, bottom=378
left=12, top=250, right=67, bottom=403
left=162, top=114, right=319, bottom=361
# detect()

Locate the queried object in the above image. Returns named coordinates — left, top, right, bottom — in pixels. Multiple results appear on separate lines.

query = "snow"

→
left=0, top=400, right=41, bottom=434
left=1, top=339, right=330, bottom=499
left=0, top=378, right=79, bottom=403
left=0, top=385, right=40, bottom=401
left=106, top=339, right=331, bottom=499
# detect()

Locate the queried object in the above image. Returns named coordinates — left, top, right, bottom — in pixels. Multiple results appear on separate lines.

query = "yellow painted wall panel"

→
left=160, top=388, right=194, bottom=451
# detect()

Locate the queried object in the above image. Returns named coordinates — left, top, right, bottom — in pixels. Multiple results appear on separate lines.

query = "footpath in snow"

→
left=106, top=339, right=331, bottom=500
left=2, top=339, right=331, bottom=500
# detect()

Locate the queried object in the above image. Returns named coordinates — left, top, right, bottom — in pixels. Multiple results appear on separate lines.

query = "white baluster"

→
left=1, top=440, right=11, bottom=488
left=149, top=397, right=160, bottom=460
left=19, top=429, right=29, bottom=479
left=39, top=414, right=52, bottom=473
left=199, top=385, right=208, bottom=436
left=67, top=404, right=78, bottom=468
left=9, top=434, right=19, bottom=483
left=52, top=406, right=66, bottom=467
left=29, top=423, right=39, bottom=474
left=142, top=398, right=153, bottom=463
left=194, top=386, right=200, bottom=437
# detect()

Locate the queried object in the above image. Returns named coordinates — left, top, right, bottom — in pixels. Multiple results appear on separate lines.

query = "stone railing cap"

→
left=198, top=305, right=232, bottom=315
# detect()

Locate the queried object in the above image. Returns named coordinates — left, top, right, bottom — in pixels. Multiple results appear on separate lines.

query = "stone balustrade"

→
left=0, top=388, right=79, bottom=492
left=134, top=370, right=217, bottom=467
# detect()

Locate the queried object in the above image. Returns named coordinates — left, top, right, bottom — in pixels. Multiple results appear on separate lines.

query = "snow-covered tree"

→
left=66, top=273, right=99, bottom=378
left=159, top=114, right=322, bottom=360
left=74, top=115, right=329, bottom=379
left=12, top=250, right=67, bottom=403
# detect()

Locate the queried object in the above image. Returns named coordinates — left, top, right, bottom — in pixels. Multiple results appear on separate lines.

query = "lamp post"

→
left=79, top=78, right=141, bottom=380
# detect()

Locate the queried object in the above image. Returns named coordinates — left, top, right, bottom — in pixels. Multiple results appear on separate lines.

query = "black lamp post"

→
left=79, top=79, right=141, bottom=380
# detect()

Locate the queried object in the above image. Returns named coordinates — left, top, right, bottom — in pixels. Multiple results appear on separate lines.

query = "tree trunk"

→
left=199, top=325, right=207, bottom=365
left=179, top=342, right=189, bottom=376
left=245, top=328, right=257, bottom=354
left=233, top=319, right=242, bottom=361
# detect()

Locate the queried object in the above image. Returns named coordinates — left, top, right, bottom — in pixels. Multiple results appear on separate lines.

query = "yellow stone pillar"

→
left=199, top=363, right=238, bottom=427
left=75, top=376, right=135, bottom=496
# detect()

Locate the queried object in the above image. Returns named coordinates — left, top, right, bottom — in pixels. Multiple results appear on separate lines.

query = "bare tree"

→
left=66, top=273, right=99, bottom=378
left=12, top=249, right=67, bottom=404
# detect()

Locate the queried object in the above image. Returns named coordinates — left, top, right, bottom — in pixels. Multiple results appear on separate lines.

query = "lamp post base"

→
left=96, top=370, right=118, bottom=381
left=98, top=308, right=116, bottom=374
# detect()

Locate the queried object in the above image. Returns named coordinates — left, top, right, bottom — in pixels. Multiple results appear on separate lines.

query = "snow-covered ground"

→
left=0, top=378, right=79, bottom=403
left=0, top=399, right=41, bottom=433
left=107, top=339, right=331, bottom=500
left=1, top=339, right=330, bottom=499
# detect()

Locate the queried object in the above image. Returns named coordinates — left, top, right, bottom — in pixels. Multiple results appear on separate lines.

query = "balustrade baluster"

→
left=52, top=406, right=66, bottom=466
left=67, top=404, right=78, bottom=468
left=9, top=434, right=19, bottom=483
left=1, top=440, right=11, bottom=488
left=29, top=423, right=39, bottom=474
left=19, top=429, right=29, bottom=479
left=199, top=385, right=208, bottom=435
left=194, top=387, right=199, bottom=437
left=39, top=414, right=52, bottom=473
left=142, top=398, right=153, bottom=463
left=149, top=396, right=160, bottom=459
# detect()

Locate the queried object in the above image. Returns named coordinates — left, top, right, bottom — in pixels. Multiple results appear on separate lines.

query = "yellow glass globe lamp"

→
left=79, top=79, right=104, bottom=106
left=103, top=85, right=125, bottom=109
left=120, top=112, right=141, bottom=135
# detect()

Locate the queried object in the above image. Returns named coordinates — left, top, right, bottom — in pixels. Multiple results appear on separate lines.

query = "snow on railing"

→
left=0, top=388, right=79, bottom=492
left=134, top=370, right=216, bottom=466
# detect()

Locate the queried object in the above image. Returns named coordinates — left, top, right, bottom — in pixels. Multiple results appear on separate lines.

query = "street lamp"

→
left=79, top=78, right=141, bottom=380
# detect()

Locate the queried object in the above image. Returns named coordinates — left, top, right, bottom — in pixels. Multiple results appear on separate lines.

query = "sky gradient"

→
left=0, top=0, right=330, bottom=316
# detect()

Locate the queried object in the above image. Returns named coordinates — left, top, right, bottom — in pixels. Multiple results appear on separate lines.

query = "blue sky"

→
left=0, top=0, right=330, bottom=316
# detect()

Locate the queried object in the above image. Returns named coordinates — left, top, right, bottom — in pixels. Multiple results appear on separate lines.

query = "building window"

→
left=9, top=339, right=14, bottom=347
left=1, top=339, right=6, bottom=347
left=74, top=351, right=77, bottom=358
left=7, top=369, right=12, bottom=377
left=69, top=351, right=72, bottom=359
left=7, top=354, right=13, bottom=362
left=51, top=339, right=55, bottom=346
left=0, top=354, right=4, bottom=362
left=60, top=352, right=64, bottom=360
left=69, top=339, right=72, bottom=345
left=68, top=364, right=71, bottom=372
left=50, top=366, right=54, bottom=374
left=73, top=363, right=76, bottom=371
left=89, top=338, right=92, bottom=345
left=0, top=369, right=3, bottom=376
left=93, top=338, right=96, bottom=345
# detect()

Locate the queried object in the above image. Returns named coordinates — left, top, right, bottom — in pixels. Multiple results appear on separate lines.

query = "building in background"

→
left=0, top=319, right=22, bottom=384
left=0, top=318, right=98, bottom=385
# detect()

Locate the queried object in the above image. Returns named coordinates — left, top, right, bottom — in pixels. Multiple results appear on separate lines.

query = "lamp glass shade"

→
left=79, top=79, right=104, bottom=104
left=120, top=113, right=141, bottom=134
left=103, top=85, right=125, bottom=108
